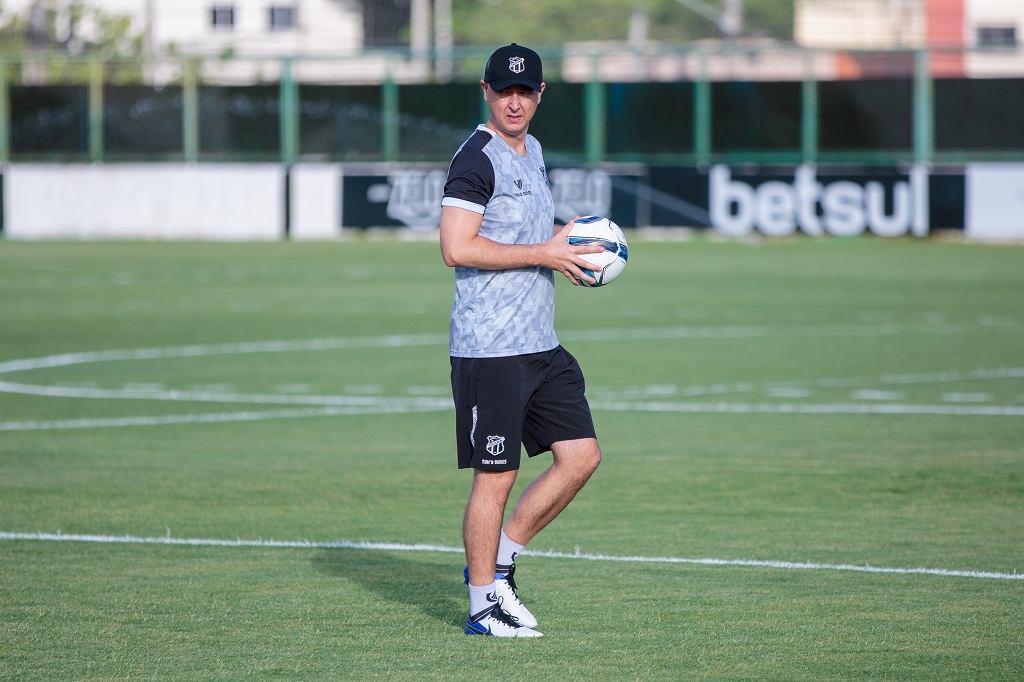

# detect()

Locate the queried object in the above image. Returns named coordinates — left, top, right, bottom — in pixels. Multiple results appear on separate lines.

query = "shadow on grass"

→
left=312, top=548, right=465, bottom=629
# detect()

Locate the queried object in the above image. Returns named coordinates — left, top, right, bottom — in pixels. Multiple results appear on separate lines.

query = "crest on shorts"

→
left=486, top=435, right=506, bottom=456
left=508, top=56, right=525, bottom=74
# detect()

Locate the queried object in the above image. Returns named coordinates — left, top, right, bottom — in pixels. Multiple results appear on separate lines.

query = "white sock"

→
left=496, top=530, right=525, bottom=573
left=468, top=581, right=497, bottom=621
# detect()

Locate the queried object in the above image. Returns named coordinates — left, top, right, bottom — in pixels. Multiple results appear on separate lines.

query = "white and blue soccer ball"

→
left=566, top=215, right=629, bottom=287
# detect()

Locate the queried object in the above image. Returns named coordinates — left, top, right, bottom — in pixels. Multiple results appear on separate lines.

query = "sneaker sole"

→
left=465, top=620, right=543, bottom=638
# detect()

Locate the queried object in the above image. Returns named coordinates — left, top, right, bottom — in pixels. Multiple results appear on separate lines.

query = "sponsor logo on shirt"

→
left=513, top=178, right=531, bottom=198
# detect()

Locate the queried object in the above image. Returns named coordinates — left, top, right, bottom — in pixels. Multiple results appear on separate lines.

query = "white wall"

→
left=5, top=164, right=285, bottom=240
left=289, top=163, right=342, bottom=239
left=153, top=0, right=363, bottom=55
left=795, top=0, right=926, bottom=49
left=965, top=0, right=1024, bottom=75
left=965, top=163, right=1024, bottom=241
left=966, top=0, right=1024, bottom=40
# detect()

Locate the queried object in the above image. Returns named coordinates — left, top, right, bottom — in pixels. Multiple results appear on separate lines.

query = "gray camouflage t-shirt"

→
left=442, top=125, right=558, bottom=358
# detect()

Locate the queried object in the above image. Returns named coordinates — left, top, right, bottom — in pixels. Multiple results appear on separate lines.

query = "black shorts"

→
left=450, top=346, right=597, bottom=471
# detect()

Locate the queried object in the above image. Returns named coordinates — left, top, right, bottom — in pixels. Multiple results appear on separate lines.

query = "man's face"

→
left=483, top=82, right=545, bottom=140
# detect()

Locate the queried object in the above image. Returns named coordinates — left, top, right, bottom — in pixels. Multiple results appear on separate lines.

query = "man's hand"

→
left=540, top=220, right=605, bottom=286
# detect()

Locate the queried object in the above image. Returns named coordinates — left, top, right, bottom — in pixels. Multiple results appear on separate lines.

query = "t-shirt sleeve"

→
left=442, top=147, right=495, bottom=215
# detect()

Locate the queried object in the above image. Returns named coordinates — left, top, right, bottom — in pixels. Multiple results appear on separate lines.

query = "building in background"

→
left=2, top=0, right=368, bottom=53
left=1, top=0, right=434, bottom=82
left=0, top=0, right=1020, bottom=82
left=570, top=0, right=1022, bottom=83
left=795, top=0, right=1023, bottom=76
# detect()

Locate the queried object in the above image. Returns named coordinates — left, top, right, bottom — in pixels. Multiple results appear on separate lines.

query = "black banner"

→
left=341, top=164, right=967, bottom=237
left=341, top=167, right=643, bottom=230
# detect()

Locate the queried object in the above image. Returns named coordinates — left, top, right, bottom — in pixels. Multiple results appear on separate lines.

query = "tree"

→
left=449, top=0, right=795, bottom=47
left=0, top=1, right=143, bottom=82
left=0, top=1, right=142, bottom=59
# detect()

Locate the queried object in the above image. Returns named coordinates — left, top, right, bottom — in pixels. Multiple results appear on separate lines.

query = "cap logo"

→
left=508, top=56, right=525, bottom=74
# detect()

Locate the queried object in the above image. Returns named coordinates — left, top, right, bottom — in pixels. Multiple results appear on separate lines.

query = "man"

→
left=439, top=43, right=605, bottom=638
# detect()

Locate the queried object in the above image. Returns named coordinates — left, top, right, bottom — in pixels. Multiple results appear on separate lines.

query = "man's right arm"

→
left=440, top=144, right=600, bottom=283
left=439, top=207, right=599, bottom=286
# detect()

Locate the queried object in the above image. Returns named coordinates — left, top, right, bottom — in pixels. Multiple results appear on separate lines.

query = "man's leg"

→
left=503, top=437, right=601, bottom=546
left=463, top=468, right=518, bottom=587
left=462, top=468, right=544, bottom=636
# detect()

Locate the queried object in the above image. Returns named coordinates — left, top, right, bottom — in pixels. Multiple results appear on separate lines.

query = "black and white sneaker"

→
left=464, top=564, right=538, bottom=629
left=494, top=563, right=539, bottom=629
left=465, top=603, right=543, bottom=637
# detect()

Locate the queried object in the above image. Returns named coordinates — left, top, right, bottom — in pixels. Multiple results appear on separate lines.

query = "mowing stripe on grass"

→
left=0, top=322, right=1003, bottom=377
left=1, top=328, right=1021, bottom=430
left=1, top=531, right=1020, bottom=581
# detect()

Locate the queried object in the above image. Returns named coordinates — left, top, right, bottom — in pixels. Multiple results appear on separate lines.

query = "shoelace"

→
left=497, top=564, right=525, bottom=608
left=489, top=597, right=521, bottom=626
left=503, top=563, right=520, bottom=594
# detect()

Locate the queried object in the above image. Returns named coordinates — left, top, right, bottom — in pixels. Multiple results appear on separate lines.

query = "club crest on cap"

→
left=484, top=43, right=542, bottom=91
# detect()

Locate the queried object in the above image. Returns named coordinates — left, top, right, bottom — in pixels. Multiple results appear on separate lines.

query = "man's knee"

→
left=582, top=442, right=602, bottom=476
left=470, top=468, right=519, bottom=498
left=553, top=438, right=602, bottom=478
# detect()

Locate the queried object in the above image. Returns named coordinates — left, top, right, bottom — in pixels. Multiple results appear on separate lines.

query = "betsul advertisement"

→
left=341, top=165, right=950, bottom=238
left=645, top=165, right=938, bottom=237
left=708, top=165, right=929, bottom=238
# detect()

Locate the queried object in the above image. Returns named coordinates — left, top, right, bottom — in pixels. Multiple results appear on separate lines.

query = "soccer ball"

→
left=566, top=215, right=629, bottom=287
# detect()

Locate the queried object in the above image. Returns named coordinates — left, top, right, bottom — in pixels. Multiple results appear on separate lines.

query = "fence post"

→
left=88, top=59, right=104, bottom=162
left=0, top=59, right=8, bottom=163
left=182, top=58, right=199, bottom=162
left=279, top=57, right=299, bottom=164
left=694, top=51, right=711, bottom=166
left=913, top=48, right=934, bottom=166
left=801, top=49, right=818, bottom=165
left=585, top=55, right=605, bottom=164
left=382, top=61, right=399, bottom=162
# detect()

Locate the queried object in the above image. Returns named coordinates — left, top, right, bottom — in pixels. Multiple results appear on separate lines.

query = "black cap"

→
left=483, top=43, right=543, bottom=92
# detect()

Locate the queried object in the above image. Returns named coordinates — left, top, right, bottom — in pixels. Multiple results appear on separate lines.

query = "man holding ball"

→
left=439, top=43, right=606, bottom=638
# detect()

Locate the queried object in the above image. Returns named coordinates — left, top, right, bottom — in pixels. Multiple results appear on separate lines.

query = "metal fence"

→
left=3, top=43, right=1024, bottom=166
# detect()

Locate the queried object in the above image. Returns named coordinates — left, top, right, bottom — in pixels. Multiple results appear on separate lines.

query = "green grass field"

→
left=1, top=237, right=1022, bottom=680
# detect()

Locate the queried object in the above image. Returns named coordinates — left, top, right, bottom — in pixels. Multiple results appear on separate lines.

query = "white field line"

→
left=0, top=380, right=454, bottom=406
left=0, top=334, right=449, bottom=374
left=590, top=400, right=1024, bottom=417
left=0, top=322, right=1001, bottom=376
left=6, top=399, right=1024, bottom=432
left=0, top=531, right=1020, bottom=582
left=0, top=403, right=451, bottom=431
left=597, top=367, right=1024, bottom=399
